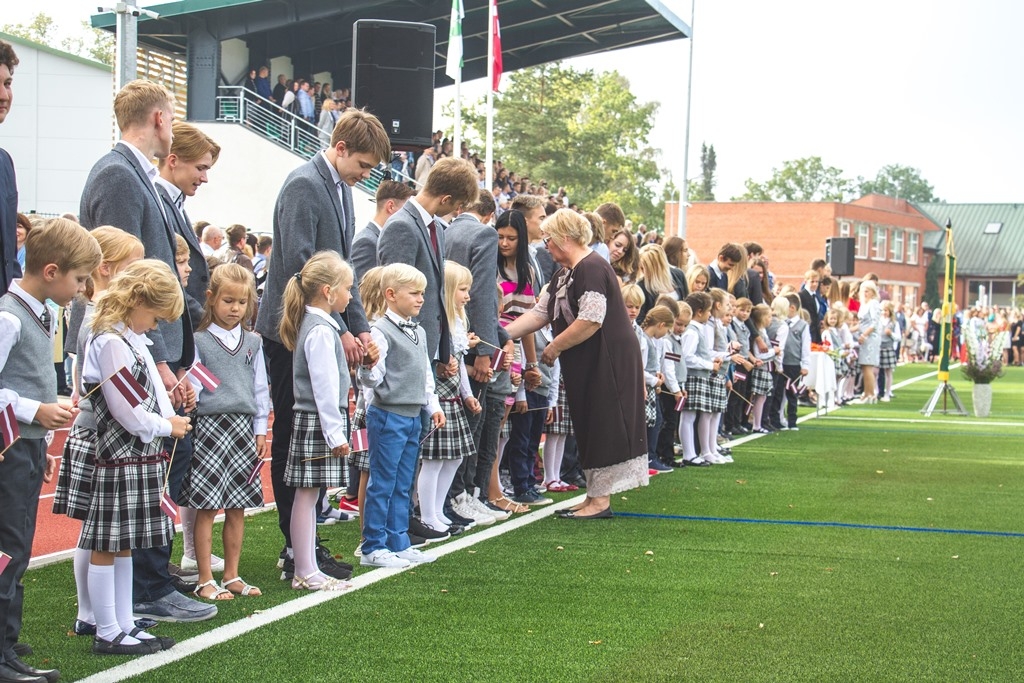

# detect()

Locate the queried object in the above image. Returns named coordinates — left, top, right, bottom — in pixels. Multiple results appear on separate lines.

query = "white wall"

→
left=0, top=36, right=114, bottom=216
left=187, top=122, right=374, bottom=235
left=221, top=38, right=250, bottom=85
left=269, top=57, right=293, bottom=86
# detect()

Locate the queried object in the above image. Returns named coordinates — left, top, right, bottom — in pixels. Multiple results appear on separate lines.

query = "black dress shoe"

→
left=408, top=517, right=450, bottom=541
left=10, top=644, right=31, bottom=657
left=92, top=632, right=157, bottom=656
left=129, top=627, right=175, bottom=652
left=73, top=620, right=97, bottom=636
left=560, top=507, right=613, bottom=520
left=0, top=662, right=46, bottom=683
left=4, top=655, right=59, bottom=683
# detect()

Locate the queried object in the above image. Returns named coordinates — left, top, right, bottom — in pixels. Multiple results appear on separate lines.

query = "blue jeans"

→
left=362, top=405, right=420, bottom=555
left=507, top=391, right=546, bottom=495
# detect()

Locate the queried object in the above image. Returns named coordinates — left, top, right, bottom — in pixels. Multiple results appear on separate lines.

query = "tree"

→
left=688, top=142, right=716, bottom=201
left=858, top=164, right=939, bottom=203
left=2, top=13, right=114, bottom=66
left=456, top=63, right=661, bottom=223
left=734, top=156, right=855, bottom=202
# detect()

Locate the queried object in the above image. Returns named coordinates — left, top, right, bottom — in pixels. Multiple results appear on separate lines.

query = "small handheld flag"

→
left=109, top=367, right=149, bottom=408
left=1, top=403, right=19, bottom=451
left=160, top=490, right=178, bottom=520
left=665, top=352, right=681, bottom=363
left=490, top=348, right=507, bottom=371
left=246, top=459, right=265, bottom=486
left=675, top=395, right=686, bottom=412
left=733, top=370, right=748, bottom=382
left=420, top=424, right=440, bottom=446
left=0, top=550, right=11, bottom=575
left=350, top=428, right=369, bottom=453
left=190, top=362, right=220, bottom=392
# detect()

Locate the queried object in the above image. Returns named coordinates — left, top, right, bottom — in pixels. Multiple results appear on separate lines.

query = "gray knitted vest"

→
left=194, top=328, right=262, bottom=416
left=0, top=292, right=56, bottom=438
left=372, top=316, right=428, bottom=418
left=293, top=314, right=349, bottom=416
left=783, top=319, right=808, bottom=366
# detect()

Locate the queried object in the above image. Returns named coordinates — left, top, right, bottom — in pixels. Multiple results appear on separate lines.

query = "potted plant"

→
left=960, top=325, right=1008, bottom=417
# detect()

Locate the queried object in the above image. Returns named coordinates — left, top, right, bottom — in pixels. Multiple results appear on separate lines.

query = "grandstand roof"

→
left=916, top=203, right=1024, bottom=277
left=91, top=0, right=691, bottom=84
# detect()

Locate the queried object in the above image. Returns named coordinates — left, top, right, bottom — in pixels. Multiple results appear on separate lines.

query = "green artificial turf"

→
left=17, top=365, right=1024, bottom=682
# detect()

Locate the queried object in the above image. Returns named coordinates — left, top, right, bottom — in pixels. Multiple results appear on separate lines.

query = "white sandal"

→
left=222, top=576, right=262, bottom=597
left=291, top=573, right=351, bottom=592
left=194, top=579, right=233, bottom=601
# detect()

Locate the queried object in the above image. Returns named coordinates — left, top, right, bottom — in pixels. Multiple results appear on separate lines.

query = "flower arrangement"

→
left=960, top=326, right=1008, bottom=384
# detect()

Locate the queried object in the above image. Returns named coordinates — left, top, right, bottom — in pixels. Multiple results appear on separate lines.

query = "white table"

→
left=806, top=351, right=838, bottom=409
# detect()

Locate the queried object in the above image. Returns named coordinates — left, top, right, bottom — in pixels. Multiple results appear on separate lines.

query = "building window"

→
left=856, top=224, right=870, bottom=258
left=906, top=231, right=919, bottom=265
left=872, top=226, right=887, bottom=260
left=905, top=287, right=917, bottom=308
left=890, top=229, right=904, bottom=263
left=839, top=221, right=851, bottom=237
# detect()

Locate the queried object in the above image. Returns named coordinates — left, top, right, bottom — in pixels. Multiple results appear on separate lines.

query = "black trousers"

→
left=655, top=392, right=680, bottom=463
left=264, top=338, right=296, bottom=549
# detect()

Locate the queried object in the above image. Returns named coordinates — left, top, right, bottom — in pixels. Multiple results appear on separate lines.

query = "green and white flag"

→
left=446, top=0, right=465, bottom=80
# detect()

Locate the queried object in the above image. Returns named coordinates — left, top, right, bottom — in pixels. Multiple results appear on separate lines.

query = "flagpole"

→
left=485, top=0, right=496, bottom=192
left=454, top=70, right=462, bottom=157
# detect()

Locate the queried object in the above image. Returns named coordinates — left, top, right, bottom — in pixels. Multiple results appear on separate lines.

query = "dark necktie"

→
left=428, top=219, right=440, bottom=261
left=40, top=307, right=52, bottom=334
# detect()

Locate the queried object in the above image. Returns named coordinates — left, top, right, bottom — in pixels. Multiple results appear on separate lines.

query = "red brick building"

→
left=665, top=194, right=943, bottom=308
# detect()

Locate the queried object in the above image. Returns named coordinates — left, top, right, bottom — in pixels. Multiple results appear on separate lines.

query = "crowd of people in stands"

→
left=1, top=41, right=1023, bottom=680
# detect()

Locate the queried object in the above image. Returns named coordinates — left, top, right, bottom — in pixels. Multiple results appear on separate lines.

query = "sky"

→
left=5, top=0, right=1023, bottom=203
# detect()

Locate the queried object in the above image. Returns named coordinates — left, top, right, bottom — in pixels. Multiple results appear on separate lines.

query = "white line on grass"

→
left=822, top=416, right=1024, bottom=428
left=75, top=496, right=585, bottom=683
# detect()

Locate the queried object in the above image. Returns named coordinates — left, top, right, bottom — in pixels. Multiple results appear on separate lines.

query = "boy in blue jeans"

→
left=358, top=263, right=445, bottom=569
left=1, top=218, right=101, bottom=682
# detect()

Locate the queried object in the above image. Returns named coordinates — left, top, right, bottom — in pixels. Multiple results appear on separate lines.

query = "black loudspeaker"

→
left=826, top=237, right=856, bottom=277
left=352, top=19, right=435, bottom=151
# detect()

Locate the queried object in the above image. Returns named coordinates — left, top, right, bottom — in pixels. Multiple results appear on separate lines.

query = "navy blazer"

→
left=79, top=142, right=186, bottom=365
left=0, top=148, right=18, bottom=296
left=255, top=153, right=369, bottom=343
left=377, top=201, right=450, bottom=365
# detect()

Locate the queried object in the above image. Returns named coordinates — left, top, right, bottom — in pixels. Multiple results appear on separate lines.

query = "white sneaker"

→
left=354, top=541, right=363, bottom=557
left=180, top=554, right=224, bottom=574
left=453, top=493, right=494, bottom=525
left=880, top=396, right=891, bottom=402
left=720, top=454, right=735, bottom=463
left=395, top=548, right=437, bottom=564
left=360, top=549, right=411, bottom=568
left=469, top=495, right=507, bottom=522
left=703, top=453, right=727, bottom=465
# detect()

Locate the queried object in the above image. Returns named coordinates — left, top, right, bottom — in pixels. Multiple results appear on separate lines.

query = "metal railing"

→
left=215, top=86, right=418, bottom=196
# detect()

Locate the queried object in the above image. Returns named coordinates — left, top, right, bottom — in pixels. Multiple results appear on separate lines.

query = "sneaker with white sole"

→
left=360, top=549, right=411, bottom=569
left=703, top=453, right=727, bottom=465
left=452, top=493, right=494, bottom=525
left=720, top=454, right=735, bottom=463
left=180, top=554, right=224, bottom=575
left=394, top=548, right=437, bottom=564
left=469, top=495, right=509, bottom=521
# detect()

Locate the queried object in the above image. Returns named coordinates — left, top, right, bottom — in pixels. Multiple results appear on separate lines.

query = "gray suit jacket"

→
left=377, top=201, right=450, bottom=364
left=156, top=185, right=209, bottom=327
left=79, top=142, right=185, bottom=365
left=0, top=148, right=18, bottom=296
left=445, top=213, right=508, bottom=357
left=255, top=153, right=369, bottom=343
left=350, top=221, right=381, bottom=284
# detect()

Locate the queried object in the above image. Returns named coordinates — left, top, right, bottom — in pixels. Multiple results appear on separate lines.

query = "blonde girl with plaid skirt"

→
left=678, top=292, right=722, bottom=466
left=704, top=288, right=732, bottom=463
left=749, top=304, right=777, bottom=433
left=279, top=252, right=378, bottom=591
left=80, top=260, right=192, bottom=655
left=179, top=264, right=269, bottom=600
left=417, top=262, right=482, bottom=533
left=52, top=226, right=142, bottom=638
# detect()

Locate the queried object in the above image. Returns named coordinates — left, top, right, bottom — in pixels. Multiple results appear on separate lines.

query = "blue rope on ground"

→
left=613, top=512, right=1024, bottom=538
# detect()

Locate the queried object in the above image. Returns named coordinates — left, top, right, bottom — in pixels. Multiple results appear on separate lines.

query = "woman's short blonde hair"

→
left=542, top=209, right=592, bottom=248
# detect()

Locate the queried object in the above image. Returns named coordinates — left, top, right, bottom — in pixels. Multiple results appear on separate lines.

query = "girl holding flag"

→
left=80, top=259, right=191, bottom=656
left=179, top=263, right=269, bottom=600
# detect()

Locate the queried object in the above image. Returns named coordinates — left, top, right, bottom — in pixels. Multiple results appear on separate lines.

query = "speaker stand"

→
left=920, top=381, right=968, bottom=417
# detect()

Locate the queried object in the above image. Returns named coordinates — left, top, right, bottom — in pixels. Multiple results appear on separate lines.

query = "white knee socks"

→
left=74, top=532, right=93, bottom=625
left=179, top=505, right=197, bottom=560
left=290, top=487, right=320, bottom=580
left=542, top=434, right=566, bottom=484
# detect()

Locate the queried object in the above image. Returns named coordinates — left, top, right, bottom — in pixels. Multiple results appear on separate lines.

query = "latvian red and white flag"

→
left=0, top=550, right=12, bottom=576
left=350, top=428, right=369, bottom=453
left=246, top=458, right=265, bottom=486
left=675, top=395, right=687, bottom=412
left=491, top=0, right=503, bottom=91
left=490, top=347, right=507, bottom=371
left=0, top=403, right=19, bottom=449
left=190, top=362, right=220, bottom=392
left=734, top=370, right=748, bottom=382
left=160, top=490, right=178, bottom=520
left=109, top=367, right=149, bottom=408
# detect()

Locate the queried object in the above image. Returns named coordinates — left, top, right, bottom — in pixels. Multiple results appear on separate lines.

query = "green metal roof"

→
left=0, top=31, right=112, bottom=72
left=916, top=203, right=1024, bottom=277
left=91, top=0, right=690, bottom=85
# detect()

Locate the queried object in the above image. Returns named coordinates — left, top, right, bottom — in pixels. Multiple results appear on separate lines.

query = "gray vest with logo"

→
left=685, top=321, right=712, bottom=379
left=0, top=292, right=57, bottom=438
left=195, top=328, right=262, bottom=416
left=783, top=318, right=808, bottom=366
left=293, top=314, right=349, bottom=416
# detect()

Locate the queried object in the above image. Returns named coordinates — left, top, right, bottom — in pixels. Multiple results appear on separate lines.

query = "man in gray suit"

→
left=254, top=109, right=390, bottom=563
left=377, top=157, right=479, bottom=369
left=350, top=180, right=413, bottom=283
left=0, top=41, right=19, bottom=299
left=79, top=80, right=213, bottom=624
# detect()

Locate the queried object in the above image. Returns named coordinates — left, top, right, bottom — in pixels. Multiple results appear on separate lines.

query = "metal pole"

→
left=114, top=2, right=138, bottom=89
left=485, top=1, right=494, bottom=192
left=679, top=0, right=695, bottom=238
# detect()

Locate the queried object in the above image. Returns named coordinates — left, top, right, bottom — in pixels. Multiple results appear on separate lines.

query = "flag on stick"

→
left=160, top=490, right=177, bottom=520
left=350, top=428, right=369, bottom=453
left=419, top=424, right=440, bottom=446
left=665, top=352, right=681, bottom=363
left=446, top=0, right=465, bottom=80
left=490, top=0, right=503, bottom=91
left=675, top=395, right=687, bottom=412
left=190, top=362, right=220, bottom=392
left=246, top=458, right=265, bottom=486
left=490, top=347, right=507, bottom=371
left=0, top=550, right=11, bottom=576
left=108, top=366, right=149, bottom=408
left=0, top=403, right=19, bottom=452
left=733, top=370, right=748, bottom=382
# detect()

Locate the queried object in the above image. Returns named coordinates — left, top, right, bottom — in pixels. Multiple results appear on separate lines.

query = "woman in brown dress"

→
left=504, top=210, right=648, bottom=519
